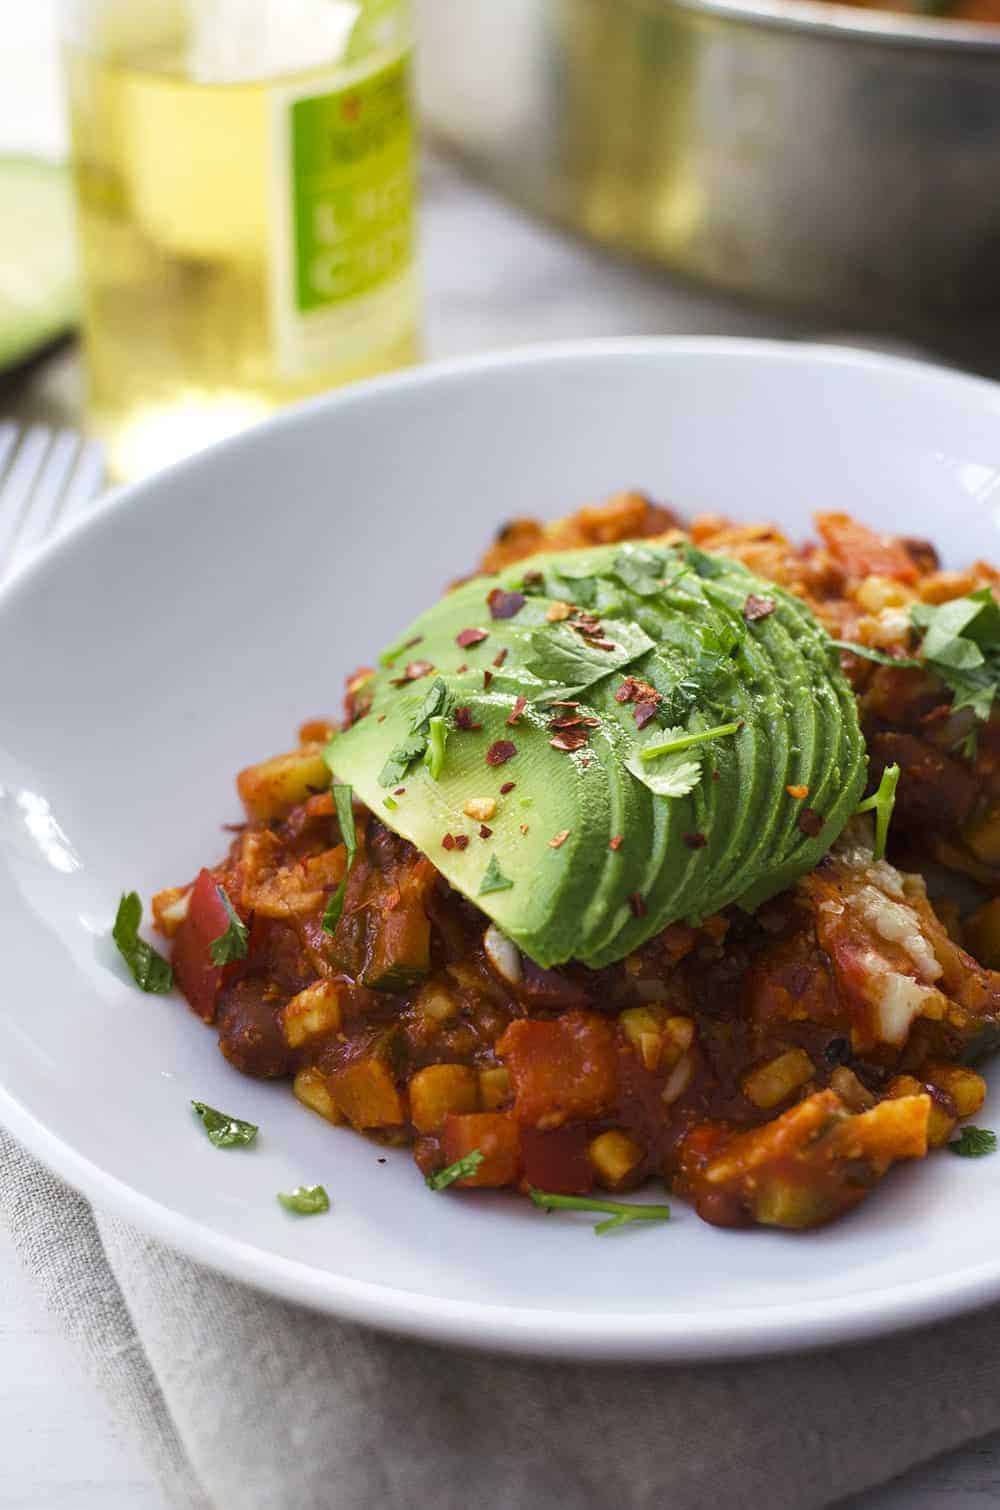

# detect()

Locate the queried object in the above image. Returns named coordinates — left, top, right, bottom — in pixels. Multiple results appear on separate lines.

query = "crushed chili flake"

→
left=550, top=729, right=590, bottom=752
left=609, top=836, right=623, bottom=851
left=634, top=702, right=659, bottom=730
left=588, top=638, right=617, bottom=652
left=456, top=627, right=489, bottom=649
left=684, top=832, right=708, bottom=849
left=519, top=824, right=530, bottom=836
left=479, top=825, right=493, bottom=839
left=455, top=664, right=469, bottom=674
left=499, top=781, right=516, bottom=795
left=786, top=784, right=810, bottom=799
left=453, top=834, right=470, bottom=851
left=507, top=696, right=527, bottom=726
left=483, top=670, right=494, bottom=690
left=548, top=714, right=584, bottom=730
left=546, top=601, right=573, bottom=622
left=629, top=892, right=647, bottom=918
left=798, top=807, right=824, bottom=837
left=548, top=829, right=571, bottom=849
left=486, top=739, right=517, bottom=766
left=522, top=570, right=543, bottom=586
left=441, top=834, right=455, bottom=851
left=742, top=594, right=776, bottom=623
left=390, top=659, right=434, bottom=686
left=711, top=770, right=721, bottom=781
left=493, top=647, right=509, bottom=668
left=487, top=587, right=526, bottom=620
left=454, top=706, right=483, bottom=732
left=393, top=787, right=406, bottom=796
left=376, top=714, right=386, bottom=723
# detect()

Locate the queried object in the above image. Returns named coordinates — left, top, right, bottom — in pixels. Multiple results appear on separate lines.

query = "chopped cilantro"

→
left=378, top=732, right=425, bottom=788
left=322, top=783, right=357, bottom=935
left=830, top=640, right=920, bottom=669
left=526, top=618, right=654, bottom=702
left=948, top=1125, right=997, bottom=1158
left=191, top=1101, right=258, bottom=1148
left=383, top=795, right=398, bottom=810
left=208, top=885, right=249, bottom=966
left=277, top=1184, right=330, bottom=1214
left=412, top=676, right=450, bottom=730
left=610, top=546, right=666, bottom=597
left=683, top=544, right=724, bottom=579
left=479, top=855, right=514, bottom=895
left=639, top=721, right=742, bottom=761
left=424, top=715, right=448, bottom=781
left=528, top=1187, right=671, bottom=1235
left=112, top=892, right=173, bottom=993
left=426, top=1149, right=484, bottom=1190
left=855, top=762, right=900, bottom=862
left=912, top=590, right=1000, bottom=752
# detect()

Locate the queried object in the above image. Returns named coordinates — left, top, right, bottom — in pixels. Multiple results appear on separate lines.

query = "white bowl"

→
left=4, top=337, right=1000, bottom=1362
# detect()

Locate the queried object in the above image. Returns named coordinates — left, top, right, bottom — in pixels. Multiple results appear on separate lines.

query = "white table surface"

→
left=6, top=13, right=1000, bottom=1510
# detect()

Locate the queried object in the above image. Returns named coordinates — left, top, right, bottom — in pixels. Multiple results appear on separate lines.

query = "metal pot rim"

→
left=640, top=0, right=1000, bottom=50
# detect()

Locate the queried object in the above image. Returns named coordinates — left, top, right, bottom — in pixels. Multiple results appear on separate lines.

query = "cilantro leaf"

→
left=479, top=855, right=514, bottom=895
left=611, top=546, right=667, bottom=597
left=855, top=762, right=900, bottom=862
left=378, top=732, right=426, bottom=788
left=412, top=676, right=450, bottom=731
left=625, top=721, right=739, bottom=800
left=426, top=1149, right=484, bottom=1190
left=112, top=892, right=173, bottom=993
left=191, top=1101, right=258, bottom=1148
left=830, top=641, right=921, bottom=670
left=277, top=1184, right=330, bottom=1214
left=526, top=618, right=654, bottom=701
left=909, top=591, right=1000, bottom=743
left=948, top=1125, right=997, bottom=1158
left=424, top=715, right=448, bottom=780
left=209, top=885, right=249, bottom=966
left=528, top=1187, right=670, bottom=1235
left=323, top=783, right=357, bottom=935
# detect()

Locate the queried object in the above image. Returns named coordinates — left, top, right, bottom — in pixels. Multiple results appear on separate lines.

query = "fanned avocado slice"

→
left=330, top=542, right=867, bottom=968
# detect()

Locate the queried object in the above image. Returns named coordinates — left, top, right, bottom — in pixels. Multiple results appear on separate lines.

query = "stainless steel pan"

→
left=416, top=0, right=1000, bottom=338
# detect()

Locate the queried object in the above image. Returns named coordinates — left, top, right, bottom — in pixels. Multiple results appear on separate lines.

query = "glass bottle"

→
left=61, top=0, right=420, bottom=480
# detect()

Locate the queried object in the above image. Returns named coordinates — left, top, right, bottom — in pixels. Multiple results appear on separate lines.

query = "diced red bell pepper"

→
left=443, top=1112, right=521, bottom=1187
left=171, top=868, right=230, bottom=1022
left=520, top=1125, right=593, bottom=1194
left=497, top=1010, right=617, bottom=1128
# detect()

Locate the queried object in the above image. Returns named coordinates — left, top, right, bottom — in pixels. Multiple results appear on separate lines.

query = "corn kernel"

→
left=409, top=1064, right=479, bottom=1133
left=281, top=981, right=342, bottom=1047
left=463, top=797, right=497, bottom=822
left=293, top=1066, right=342, bottom=1124
left=588, top=1130, right=644, bottom=1187
left=742, top=1048, right=814, bottom=1110
left=855, top=575, right=911, bottom=613
left=926, top=1064, right=987, bottom=1118
left=478, top=1066, right=511, bottom=1110
left=661, top=1052, right=694, bottom=1106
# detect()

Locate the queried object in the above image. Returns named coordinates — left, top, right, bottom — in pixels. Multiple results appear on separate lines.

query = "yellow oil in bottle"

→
left=66, top=19, right=419, bottom=481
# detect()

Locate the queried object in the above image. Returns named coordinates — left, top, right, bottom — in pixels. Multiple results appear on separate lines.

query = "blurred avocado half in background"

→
left=0, top=157, right=78, bottom=375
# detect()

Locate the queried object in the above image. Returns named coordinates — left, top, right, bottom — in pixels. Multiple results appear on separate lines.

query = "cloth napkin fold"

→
left=4, top=1127, right=1000, bottom=1510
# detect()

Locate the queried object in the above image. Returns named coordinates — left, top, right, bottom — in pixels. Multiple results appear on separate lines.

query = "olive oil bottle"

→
left=63, top=0, right=419, bottom=480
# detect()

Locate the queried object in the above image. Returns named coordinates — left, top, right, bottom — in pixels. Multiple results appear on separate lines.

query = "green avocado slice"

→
left=329, top=541, right=867, bottom=968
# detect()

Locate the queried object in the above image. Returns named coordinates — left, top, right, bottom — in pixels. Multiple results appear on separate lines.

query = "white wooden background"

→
left=5, top=7, right=1000, bottom=1508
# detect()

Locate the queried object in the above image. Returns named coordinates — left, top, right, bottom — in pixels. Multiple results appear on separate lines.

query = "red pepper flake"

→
left=479, top=824, right=493, bottom=839
left=786, top=784, right=810, bottom=800
left=588, top=639, right=617, bottom=652
left=712, top=770, right=721, bottom=782
left=634, top=702, right=658, bottom=730
left=609, top=836, right=623, bottom=851
left=393, top=787, right=406, bottom=796
left=453, top=834, right=470, bottom=851
left=615, top=678, right=638, bottom=704
left=684, top=832, right=708, bottom=849
left=742, top=594, right=776, bottom=623
left=487, top=587, right=526, bottom=620
left=486, top=739, right=517, bottom=766
left=550, top=729, right=590, bottom=752
left=519, top=824, right=530, bottom=836
left=404, top=636, right=422, bottom=649
left=377, top=714, right=386, bottom=723
left=507, top=696, right=527, bottom=727
left=499, top=781, right=516, bottom=795
left=548, top=829, right=571, bottom=849
left=522, top=570, right=543, bottom=587
left=629, top=892, right=647, bottom=918
left=441, top=834, right=455, bottom=851
left=548, top=714, right=584, bottom=730
left=548, top=700, right=580, bottom=708
left=456, top=627, right=489, bottom=649
left=493, top=647, right=509, bottom=669
left=455, top=664, right=469, bottom=674
left=483, top=669, right=494, bottom=690
left=454, top=706, right=483, bottom=732
left=390, top=659, right=434, bottom=686
left=798, top=807, right=824, bottom=837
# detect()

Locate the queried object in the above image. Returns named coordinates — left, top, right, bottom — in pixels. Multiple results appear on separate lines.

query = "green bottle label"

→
left=270, top=52, right=416, bottom=380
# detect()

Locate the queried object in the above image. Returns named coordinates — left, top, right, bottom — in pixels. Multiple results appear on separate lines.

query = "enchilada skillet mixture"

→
left=154, top=494, right=1000, bottom=1230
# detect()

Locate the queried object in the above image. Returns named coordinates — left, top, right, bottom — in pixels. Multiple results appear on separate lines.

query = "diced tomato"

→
left=443, top=1112, right=521, bottom=1186
left=497, top=1010, right=617, bottom=1128
left=171, top=868, right=230, bottom=1022
left=815, top=512, right=918, bottom=583
left=520, top=1125, right=593, bottom=1194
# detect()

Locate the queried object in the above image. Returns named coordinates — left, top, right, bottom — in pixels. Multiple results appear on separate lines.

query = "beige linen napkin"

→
left=4, top=1127, right=1000, bottom=1510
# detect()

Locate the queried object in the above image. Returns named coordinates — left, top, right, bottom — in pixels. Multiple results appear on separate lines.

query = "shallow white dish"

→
left=4, top=338, right=1000, bottom=1362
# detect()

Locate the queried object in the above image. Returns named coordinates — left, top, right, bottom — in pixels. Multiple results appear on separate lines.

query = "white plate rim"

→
left=6, top=335, right=1000, bottom=1363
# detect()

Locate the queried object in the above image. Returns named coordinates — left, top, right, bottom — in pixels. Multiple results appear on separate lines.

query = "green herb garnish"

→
left=528, top=1187, right=671, bottom=1235
left=624, top=725, right=703, bottom=799
left=191, top=1101, right=258, bottom=1148
left=855, top=762, right=900, bottom=862
left=426, top=1149, right=484, bottom=1189
left=526, top=618, right=654, bottom=702
left=424, top=715, right=448, bottom=780
left=277, top=1184, right=330, bottom=1214
left=912, top=590, right=1000, bottom=750
left=208, top=885, right=249, bottom=966
left=322, top=782, right=357, bottom=935
left=478, top=855, right=514, bottom=895
left=830, top=640, right=921, bottom=669
left=611, top=546, right=666, bottom=598
left=112, top=892, right=173, bottom=993
left=948, top=1125, right=997, bottom=1158
left=640, top=720, right=741, bottom=761
left=378, top=732, right=426, bottom=789
left=383, top=795, right=398, bottom=810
